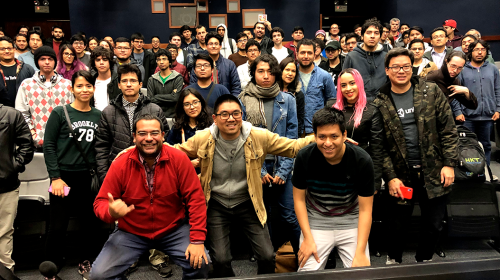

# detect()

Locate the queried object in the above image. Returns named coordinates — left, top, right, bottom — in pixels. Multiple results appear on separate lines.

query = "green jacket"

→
left=373, top=77, right=459, bottom=199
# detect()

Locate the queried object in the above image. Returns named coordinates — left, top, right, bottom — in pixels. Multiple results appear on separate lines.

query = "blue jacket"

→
left=455, top=61, right=500, bottom=121
left=241, top=91, right=298, bottom=181
left=190, top=55, right=241, bottom=97
left=299, top=65, right=336, bottom=134
left=343, top=43, right=387, bottom=101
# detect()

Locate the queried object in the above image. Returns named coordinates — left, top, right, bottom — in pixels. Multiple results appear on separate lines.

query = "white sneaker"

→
left=386, top=256, right=400, bottom=265
left=492, top=175, right=498, bottom=182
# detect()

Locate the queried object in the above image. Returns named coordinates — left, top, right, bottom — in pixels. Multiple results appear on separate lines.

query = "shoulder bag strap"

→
left=62, top=105, right=95, bottom=173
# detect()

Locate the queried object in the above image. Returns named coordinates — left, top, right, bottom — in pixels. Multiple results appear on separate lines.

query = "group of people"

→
left=0, top=14, right=499, bottom=280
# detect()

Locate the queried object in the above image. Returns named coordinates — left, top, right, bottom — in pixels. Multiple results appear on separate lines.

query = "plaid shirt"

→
left=186, top=41, right=208, bottom=72
left=139, top=151, right=161, bottom=192
left=122, top=96, right=139, bottom=134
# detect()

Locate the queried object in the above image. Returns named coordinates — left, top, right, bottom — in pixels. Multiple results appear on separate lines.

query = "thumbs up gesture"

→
left=108, top=193, right=135, bottom=219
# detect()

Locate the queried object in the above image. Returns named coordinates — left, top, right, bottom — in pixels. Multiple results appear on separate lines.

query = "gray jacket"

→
left=147, top=71, right=184, bottom=118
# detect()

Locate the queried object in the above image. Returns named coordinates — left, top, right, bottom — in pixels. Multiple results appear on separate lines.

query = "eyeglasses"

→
left=448, top=63, right=464, bottom=71
left=120, top=79, right=139, bottom=84
left=247, top=49, right=260, bottom=53
left=410, top=48, right=423, bottom=51
left=0, top=47, right=14, bottom=52
left=473, top=48, right=486, bottom=53
left=195, top=63, right=211, bottom=69
left=133, top=41, right=144, bottom=44
left=216, top=111, right=242, bottom=120
left=136, top=131, right=161, bottom=137
left=387, top=65, right=412, bottom=73
left=183, top=100, right=201, bottom=108
left=63, top=52, right=75, bottom=57
left=237, top=39, right=248, bottom=43
left=208, top=42, right=220, bottom=47
left=432, top=34, right=446, bottom=39
left=73, top=42, right=85, bottom=46
left=116, top=47, right=131, bottom=51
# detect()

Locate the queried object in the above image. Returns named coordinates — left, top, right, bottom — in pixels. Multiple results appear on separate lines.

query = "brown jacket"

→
left=173, top=121, right=314, bottom=226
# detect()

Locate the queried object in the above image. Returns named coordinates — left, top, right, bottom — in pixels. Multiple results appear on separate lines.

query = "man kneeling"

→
left=293, top=107, right=374, bottom=270
left=91, top=114, right=208, bottom=279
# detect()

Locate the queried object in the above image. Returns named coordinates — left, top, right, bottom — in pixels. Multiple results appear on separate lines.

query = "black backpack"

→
left=454, top=125, right=486, bottom=182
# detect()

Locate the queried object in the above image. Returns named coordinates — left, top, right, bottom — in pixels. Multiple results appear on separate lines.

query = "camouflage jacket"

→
left=372, top=77, right=459, bottom=199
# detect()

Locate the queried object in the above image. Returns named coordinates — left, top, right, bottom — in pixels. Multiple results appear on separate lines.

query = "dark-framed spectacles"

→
left=216, top=111, right=242, bottom=120
left=387, top=65, right=412, bottom=73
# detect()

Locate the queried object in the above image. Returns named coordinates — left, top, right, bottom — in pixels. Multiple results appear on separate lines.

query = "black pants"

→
left=206, top=199, right=275, bottom=278
left=45, top=170, right=102, bottom=269
left=386, top=169, right=448, bottom=262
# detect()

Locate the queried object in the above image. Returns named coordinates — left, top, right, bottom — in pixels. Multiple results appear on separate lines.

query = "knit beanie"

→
left=34, top=46, right=57, bottom=70
left=315, top=30, right=326, bottom=38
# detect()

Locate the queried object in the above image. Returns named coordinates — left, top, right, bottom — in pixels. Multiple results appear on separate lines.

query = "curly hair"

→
left=91, top=46, right=114, bottom=73
left=173, top=88, right=213, bottom=130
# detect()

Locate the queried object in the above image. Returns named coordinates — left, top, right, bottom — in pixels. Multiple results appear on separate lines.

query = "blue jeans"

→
left=263, top=160, right=301, bottom=254
left=91, top=223, right=208, bottom=280
left=464, top=120, right=493, bottom=165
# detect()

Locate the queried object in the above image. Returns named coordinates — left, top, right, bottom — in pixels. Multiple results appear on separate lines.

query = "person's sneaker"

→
left=44, top=275, right=62, bottom=280
left=124, top=260, right=139, bottom=276
left=152, top=261, right=173, bottom=278
left=386, top=256, right=400, bottom=265
left=492, top=175, right=498, bottom=182
left=78, top=260, right=91, bottom=280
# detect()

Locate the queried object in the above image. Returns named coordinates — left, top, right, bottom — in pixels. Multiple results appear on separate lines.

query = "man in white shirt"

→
left=91, top=46, right=114, bottom=111
left=237, top=40, right=261, bottom=90
left=270, top=27, right=292, bottom=64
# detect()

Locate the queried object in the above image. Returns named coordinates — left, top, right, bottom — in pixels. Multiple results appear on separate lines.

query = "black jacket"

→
left=142, top=50, right=156, bottom=89
left=106, top=71, right=122, bottom=103
left=0, top=60, right=35, bottom=107
left=0, top=104, right=34, bottom=193
left=95, top=94, right=170, bottom=182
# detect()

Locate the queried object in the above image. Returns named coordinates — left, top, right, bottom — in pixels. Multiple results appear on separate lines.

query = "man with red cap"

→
left=443, top=19, right=463, bottom=49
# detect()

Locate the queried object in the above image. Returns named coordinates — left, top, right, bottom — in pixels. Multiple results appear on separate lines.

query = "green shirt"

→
left=159, top=72, right=172, bottom=84
left=43, top=105, right=102, bottom=178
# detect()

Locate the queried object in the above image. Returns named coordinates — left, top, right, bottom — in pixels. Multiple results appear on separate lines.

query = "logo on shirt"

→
left=397, top=107, right=414, bottom=118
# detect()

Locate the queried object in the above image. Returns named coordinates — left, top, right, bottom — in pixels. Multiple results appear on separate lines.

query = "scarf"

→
left=417, top=57, right=430, bottom=75
left=238, top=82, right=280, bottom=127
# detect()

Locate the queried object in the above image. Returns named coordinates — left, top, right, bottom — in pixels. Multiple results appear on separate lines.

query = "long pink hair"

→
left=333, top=68, right=367, bottom=128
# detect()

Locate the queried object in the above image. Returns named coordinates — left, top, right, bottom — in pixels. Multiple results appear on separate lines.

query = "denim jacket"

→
left=240, top=91, right=298, bottom=181
left=299, top=66, right=336, bottom=134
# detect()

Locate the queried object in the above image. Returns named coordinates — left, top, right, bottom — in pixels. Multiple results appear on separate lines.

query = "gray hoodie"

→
left=146, top=70, right=184, bottom=117
left=209, top=121, right=253, bottom=208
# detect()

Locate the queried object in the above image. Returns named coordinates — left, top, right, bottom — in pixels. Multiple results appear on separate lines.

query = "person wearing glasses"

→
left=454, top=40, right=500, bottom=166
left=228, top=32, right=249, bottom=67
left=146, top=49, right=183, bottom=118
left=189, top=32, right=241, bottom=97
left=0, top=36, right=34, bottom=107
left=70, top=34, right=91, bottom=68
left=95, top=64, right=169, bottom=183
left=372, top=48, right=458, bottom=264
left=131, top=33, right=156, bottom=89
left=422, top=27, right=453, bottom=69
left=169, top=93, right=315, bottom=277
left=55, top=44, right=88, bottom=80
left=186, top=54, right=230, bottom=112
left=237, top=39, right=261, bottom=90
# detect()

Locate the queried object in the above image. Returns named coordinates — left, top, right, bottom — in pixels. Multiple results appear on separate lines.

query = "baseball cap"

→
left=443, top=19, right=459, bottom=32
left=325, top=40, right=341, bottom=50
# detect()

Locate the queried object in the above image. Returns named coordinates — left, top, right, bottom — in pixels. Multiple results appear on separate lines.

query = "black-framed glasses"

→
left=216, top=111, right=242, bottom=120
left=387, top=65, right=412, bottom=73
left=183, top=100, right=201, bottom=108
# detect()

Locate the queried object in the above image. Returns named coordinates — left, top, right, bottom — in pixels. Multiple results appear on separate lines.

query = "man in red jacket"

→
left=91, top=114, right=208, bottom=279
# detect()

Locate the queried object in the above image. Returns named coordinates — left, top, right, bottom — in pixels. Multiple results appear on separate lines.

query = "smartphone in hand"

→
left=399, top=186, right=413, bottom=200
left=48, top=185, right=71, bottom=196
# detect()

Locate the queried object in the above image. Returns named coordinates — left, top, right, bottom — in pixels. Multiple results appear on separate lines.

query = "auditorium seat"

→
left=167, top=118, right=174, bottom=130
left=18, top=152, right=50, bottom=205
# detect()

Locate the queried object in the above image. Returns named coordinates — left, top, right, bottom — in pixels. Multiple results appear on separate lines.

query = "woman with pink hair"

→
left=56, top=44, right=88, bottom=80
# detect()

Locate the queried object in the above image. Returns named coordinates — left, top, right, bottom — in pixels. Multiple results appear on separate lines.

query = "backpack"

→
left=454, top=125, right=486, bottom=182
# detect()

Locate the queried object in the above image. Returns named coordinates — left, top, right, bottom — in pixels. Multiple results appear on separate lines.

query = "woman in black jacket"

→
left=278, top=57, right=305, bottom=136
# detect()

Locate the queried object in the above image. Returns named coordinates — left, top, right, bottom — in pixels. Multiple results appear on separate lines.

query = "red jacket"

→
left=93, top=145, right=207, bottom=242
left=284, top=41, right=297, bottom=60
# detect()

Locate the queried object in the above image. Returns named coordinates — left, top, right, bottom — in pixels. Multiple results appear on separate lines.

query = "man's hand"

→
left=51, top=179, right=68, bottom=198
left=264, top=21, right=272, bottom=31
left=388, top=178, right=405, bottom=200
left=455, top=114, right=465, bottom=122
left=351, top=251, right=370, bottom=267
left=114, top=145, right=135, bottom=161
left=108, top=193, right=135, bottom=219
left=492, top=112, right=500, bottom=121
left=441, top=166, right=455, bottom=187
left=261, top=174, right=273, bottom=184
left=30, top=128, right=37, bottom=141
left=345, top=138, right=359, bottom=145
left=185, top=243, right=207, bottom=269
left=272, top=176, right=285, bottom=185
left=448, top=85, right=470, bottom=99
left=298, top=238, right=320, bottom=268
left=191, top=158, right=200, bottom=168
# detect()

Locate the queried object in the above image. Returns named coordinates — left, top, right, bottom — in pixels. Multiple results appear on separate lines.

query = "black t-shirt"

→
left=292, top=143, right=375, bottom=229
left=412, top=66, right=419, bottom=77
left=391, top=86, right=421, bottom=165
left=319, top=60, right=342, bottom=86
left=1, top=64, right=17, bottom=107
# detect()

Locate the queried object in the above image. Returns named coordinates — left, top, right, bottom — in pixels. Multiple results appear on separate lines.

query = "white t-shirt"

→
left=272, top=47, right=289, bottom=64
left=177, top=49, right=185, bottom=65
left=94, top=77, right=111, bottom=111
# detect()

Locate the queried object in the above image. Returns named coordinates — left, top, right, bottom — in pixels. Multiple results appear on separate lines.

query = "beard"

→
left=16, top=44, right=28, bottom=51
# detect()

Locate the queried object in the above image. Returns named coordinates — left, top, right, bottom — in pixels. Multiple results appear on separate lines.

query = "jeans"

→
left=464, top=120, right=493, bottom=165
left=206, top=199, right=274, bottom=278
left=262, top=160, right=301, bottom=254
left=386, top=168, right=448, bottom=262
left=45, top=170, right=102, bottom=269
left=91, top=222, right=208, bottom=280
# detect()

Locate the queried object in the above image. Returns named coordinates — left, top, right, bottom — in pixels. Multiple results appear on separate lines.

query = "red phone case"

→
left=400, top=186, right=413, bottom=199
